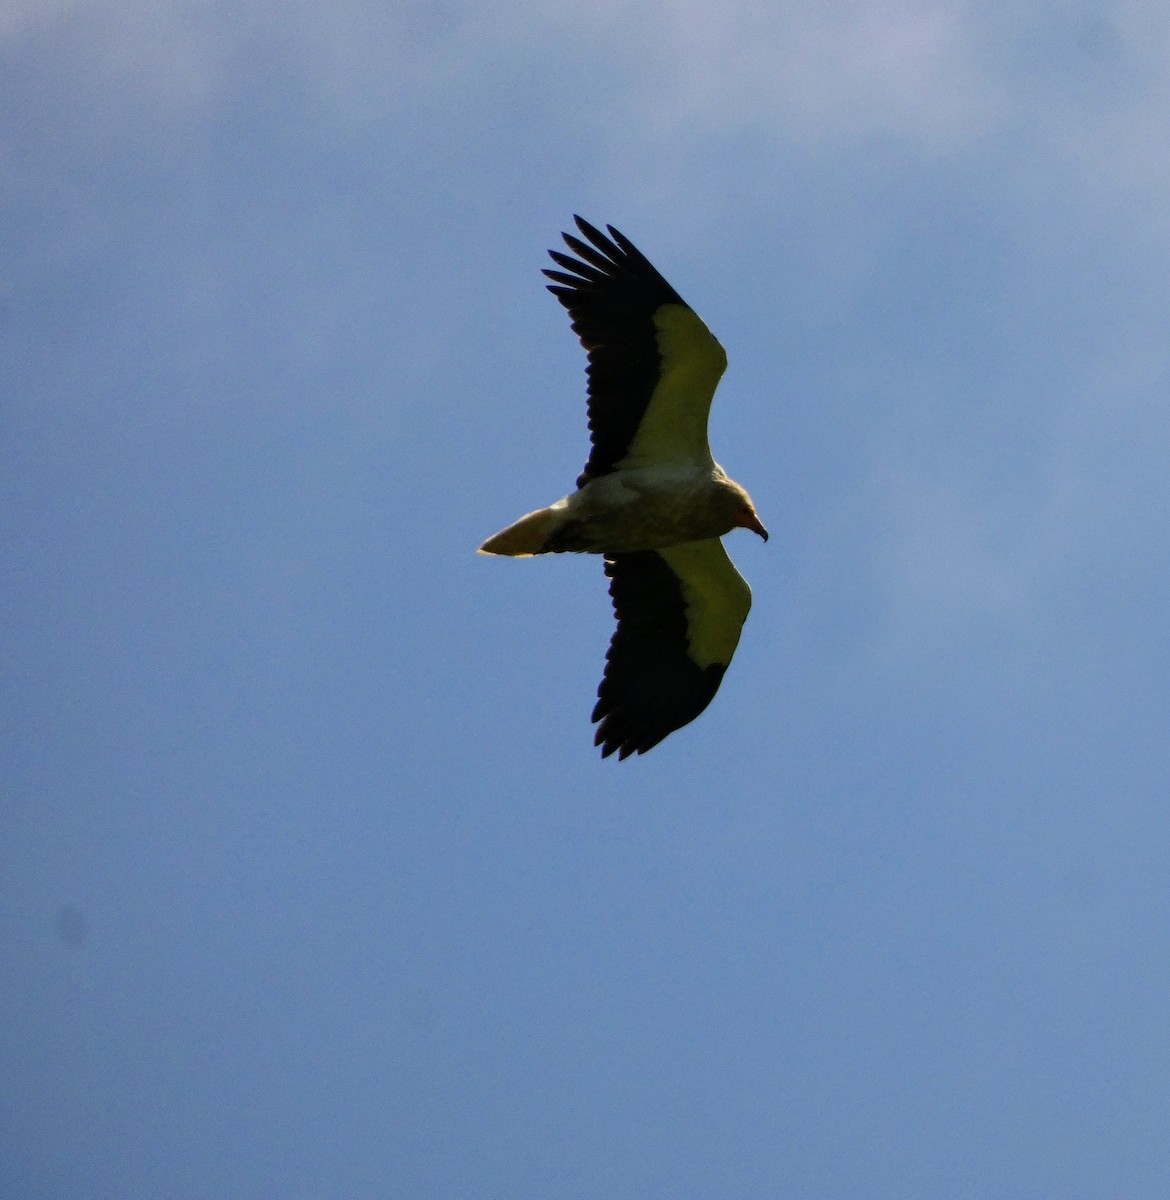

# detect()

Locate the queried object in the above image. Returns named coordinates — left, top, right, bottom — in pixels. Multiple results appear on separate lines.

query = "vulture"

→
left=480, top=216, right=767, bottom=759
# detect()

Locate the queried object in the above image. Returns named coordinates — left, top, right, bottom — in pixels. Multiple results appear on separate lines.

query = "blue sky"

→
left=5, top=2, right=1170, bottom=1196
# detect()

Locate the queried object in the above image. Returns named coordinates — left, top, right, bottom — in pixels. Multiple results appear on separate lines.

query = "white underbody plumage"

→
left=547, top=462, right=740, bottom=553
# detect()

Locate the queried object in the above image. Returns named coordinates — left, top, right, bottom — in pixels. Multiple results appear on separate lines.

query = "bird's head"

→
left=724, top=482, right=769, bottom=542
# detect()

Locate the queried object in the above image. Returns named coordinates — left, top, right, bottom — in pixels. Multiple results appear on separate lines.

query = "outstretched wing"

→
left=543, top=216, right=728, bottom=487
left=593, top=538, right=752, bottom=759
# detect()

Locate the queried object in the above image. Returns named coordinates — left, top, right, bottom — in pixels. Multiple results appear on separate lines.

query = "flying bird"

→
left=480, top=217, right=767, bottom=758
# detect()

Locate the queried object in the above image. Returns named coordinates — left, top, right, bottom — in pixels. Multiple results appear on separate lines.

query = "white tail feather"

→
left=478, top=506, right=564, bottom=556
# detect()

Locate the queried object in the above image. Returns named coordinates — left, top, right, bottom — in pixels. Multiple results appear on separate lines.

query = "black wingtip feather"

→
left=559, top=232, right=619, bottom=274
left=545, top=216, right=693, bottom=484
left=572, top=214, right=610, bottom=247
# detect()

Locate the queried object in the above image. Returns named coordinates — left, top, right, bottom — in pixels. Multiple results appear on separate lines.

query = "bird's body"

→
left=480, top=217, right=767, bottom=758
left=480, top=461, right=762, bottom=557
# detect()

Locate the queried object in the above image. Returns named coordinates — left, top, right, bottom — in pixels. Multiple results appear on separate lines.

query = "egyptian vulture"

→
left=480, top=217, right=767, bottom=759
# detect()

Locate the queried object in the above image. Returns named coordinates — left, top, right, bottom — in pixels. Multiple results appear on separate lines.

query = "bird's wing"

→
left=543, top=216, right=728, bottom=487
left=593, top=538, right=752, bottom=759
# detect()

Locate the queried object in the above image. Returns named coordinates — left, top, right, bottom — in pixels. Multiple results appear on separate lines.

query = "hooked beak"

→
left=740, top=511, right=769, bottom=542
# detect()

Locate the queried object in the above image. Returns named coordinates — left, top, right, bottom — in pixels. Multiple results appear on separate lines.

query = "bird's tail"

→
left=478, top=505, right=568, bottom=556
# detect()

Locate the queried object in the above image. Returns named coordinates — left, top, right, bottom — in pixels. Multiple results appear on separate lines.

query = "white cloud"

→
left=1, top=0, right=1000, bottom=146
left=1, top=0, right=233, bottom=110
left=613, top=0, right=998, bottom=150
left=7, top=0, right=1169, bottom=178
left=0, top=0, right=501, bottom=121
